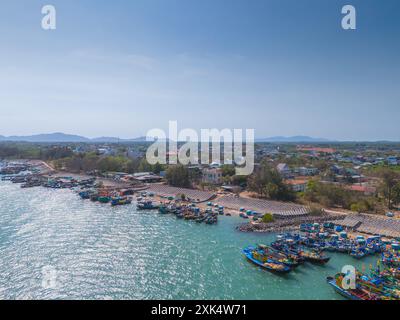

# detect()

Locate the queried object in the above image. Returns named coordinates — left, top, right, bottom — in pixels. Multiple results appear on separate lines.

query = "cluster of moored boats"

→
left=327, top=268, right=400, bottom=300
left=136, top=198, right=222, bottom=225
left=0, top=163, right=32, bottom=175
left=2, top=171, right=98, bottom=190
left=156, top=201, right=222, bottom=224
left=79, top=187, right=222, bottom=225
left=78, top=187, right=134, bottom=206
left=242, top=221, right=400, bottom=300
left=1, top=165, right=223, bottom=225
left=327, top=249, right=400, bottom=300
left=286, top=222, right=386, bottom=259
left=243, top=236, right=331, bottom=274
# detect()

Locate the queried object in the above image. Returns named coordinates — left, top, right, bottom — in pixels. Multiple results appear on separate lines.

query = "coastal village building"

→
left=132, top=172, right=163, bottom=183
left=97, top=147, right=117, bottom=156
left=202, top=168, right=223, bottom=184
left=296, top=167, right=318, bottom=176
left=387, top=156, right=399, bottom=165
left=297, top=146, right=335, bottom=154
left=285, top=179, right=308, bottom=192
left=345, top=184, right=377, bottom=196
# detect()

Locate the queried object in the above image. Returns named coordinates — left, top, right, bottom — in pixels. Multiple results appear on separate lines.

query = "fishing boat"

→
left=195, top=215, right=207, bottom=223
left=380, top=267, right=400, bottom=280
left=98, top=196, right=111, bottom=204
left=257, top=244, right=299, bottom=267
left=299, top=248, right=330, bottom=264
left=78, top=190, right=93, bottom=200
left=326, top=274, right=379, bottom=300
left=356, top=272, right=400, bottom=299
left=350, top=251, right=367, bottom=259
left=158, top=205, right=168, bottom=214
left=242, top=246, right=291, bottom=273
left=203, top=214, right=218, bottom=225
left=184, top=213, right=197, bottom=220
left=111, top=196, right=132, bottom=206
left=137, top=201, right=159, bottom=210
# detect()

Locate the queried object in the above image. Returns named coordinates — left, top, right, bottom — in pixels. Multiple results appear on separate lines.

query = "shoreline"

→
left=2, top=159, right=399, bottom=239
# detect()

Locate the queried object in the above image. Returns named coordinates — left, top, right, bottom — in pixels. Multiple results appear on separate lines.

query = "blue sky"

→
left=0, top=0, right=399, bottom=140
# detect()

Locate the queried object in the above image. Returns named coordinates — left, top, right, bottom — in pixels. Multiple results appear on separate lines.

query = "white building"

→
left=297, top=167, right=318, bottom=176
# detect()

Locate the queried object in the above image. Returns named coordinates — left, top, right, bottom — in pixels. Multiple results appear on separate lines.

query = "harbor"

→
left=0, top=179, right=381, bottom=300
left=0, top=160, right=399, bottom=300
left=241, top=226, right=400, bottom=300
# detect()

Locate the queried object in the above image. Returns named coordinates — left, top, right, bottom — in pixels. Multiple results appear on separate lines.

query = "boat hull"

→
left=326, top=277, right=362, bottom=300
left=242, top=249, right=291, bottom=273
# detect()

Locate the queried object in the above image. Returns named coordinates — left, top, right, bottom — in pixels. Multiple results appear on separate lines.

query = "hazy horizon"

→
left=1, top=0, right=399, bottom=140
left=1, top=131, right=400, bottom=143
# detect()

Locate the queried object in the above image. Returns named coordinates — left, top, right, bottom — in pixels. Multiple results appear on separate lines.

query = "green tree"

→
left=378, top=168, right=400, bottom=209
left=261, top=213, right=274, bottom=223
left=248, top=162, right=295, bottom=201
left=220, top=164, right=236, bottom=177
left=393, top=182, right=400, bottom=207
left=165, top=165, right=191, bottom=188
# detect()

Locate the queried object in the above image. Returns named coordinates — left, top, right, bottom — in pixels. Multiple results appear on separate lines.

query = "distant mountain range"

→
left=0, top=133, right=332, bottom=143
left=0, top=133, right=398, bottom=143
left=255, top=136, right=332, bottom=143
left=0, top=133, right=149, bottom=143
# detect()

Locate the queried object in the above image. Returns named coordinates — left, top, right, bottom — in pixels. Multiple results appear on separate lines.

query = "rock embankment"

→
left=237, top=214, right=345, bottom=233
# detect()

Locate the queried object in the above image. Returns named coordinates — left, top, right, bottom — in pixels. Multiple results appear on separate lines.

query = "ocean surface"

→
left=0, top=180, right=378, bottom=300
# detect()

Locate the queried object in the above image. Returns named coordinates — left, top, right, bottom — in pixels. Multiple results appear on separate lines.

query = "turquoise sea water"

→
left=0, top=180, right=378, bottom=300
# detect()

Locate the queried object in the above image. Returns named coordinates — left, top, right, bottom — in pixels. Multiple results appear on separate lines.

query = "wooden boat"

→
left=242, top=247, right=291, bottom=273
left=184, top=213, right=197, bottom=220
left=158, top=205, right=168, bottom=214
left=98, top=196, right=111, bottom=204
left=137, top=201, right=159, bottom=210
left=78, top=191, right=92, bottom=199
left=379, top=267, right=400, bottom=280
left=257, top=244, right=299, bottom=267
left=326, top=275, right=378, bottom=300
left=356, top=272, right=400, bottom=299
left=350, top=248, right=367, bottom=259
left=203, top=214, right=218, bottom=225
left=111, top=197, right=132, bottom=206
left=299, top=248, right=330, bottom=264
left=271, top=243, right=305, bottom=263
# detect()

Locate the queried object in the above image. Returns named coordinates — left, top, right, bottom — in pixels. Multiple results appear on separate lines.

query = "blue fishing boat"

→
left=257, top=244, right=300, bottom=267
left=137, top=201, right=159, bottom=210
left=350, top=249, right=367, bottom=259
left=111, top=197, right=132, bottom=206
left=326, top=276, right=364, bottom=300
left=242, top=246, right=291, bottom=273
left=158, top=205, right=168, bottom=214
